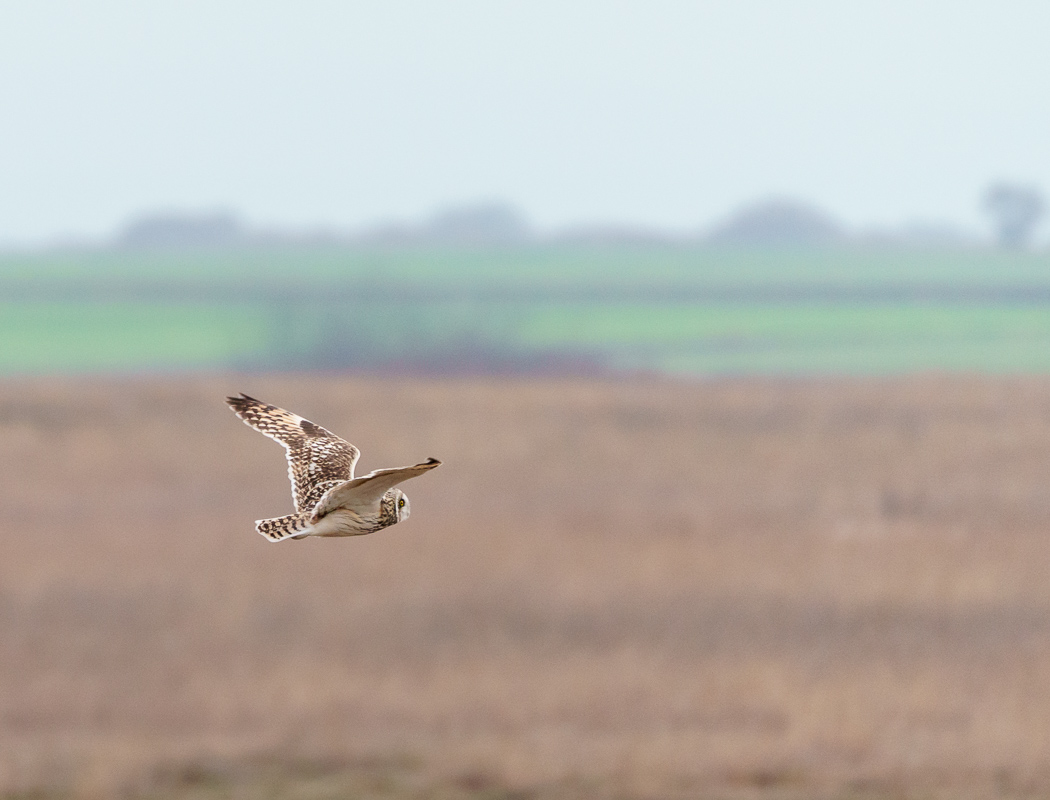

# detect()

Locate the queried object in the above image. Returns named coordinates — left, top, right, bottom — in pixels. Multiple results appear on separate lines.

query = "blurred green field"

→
left=3, top=245, right=1050, bottom=375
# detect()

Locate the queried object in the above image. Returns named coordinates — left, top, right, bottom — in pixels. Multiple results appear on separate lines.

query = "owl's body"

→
left=226, top=393, right=439, bottom=542
left=253, top=490, right=406, bottom=540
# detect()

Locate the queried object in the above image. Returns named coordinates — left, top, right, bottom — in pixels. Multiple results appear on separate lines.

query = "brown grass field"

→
left=4, top=374, right=1050, bottom=798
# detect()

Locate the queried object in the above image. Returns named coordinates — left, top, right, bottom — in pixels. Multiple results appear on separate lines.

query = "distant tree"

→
left=119, top=210, right=243, bottom=248
left=981, top=183, right=1044, bottom=248
left=706, top=198, right=843, bottom=246
left=425, top=202, right=530, bottom=244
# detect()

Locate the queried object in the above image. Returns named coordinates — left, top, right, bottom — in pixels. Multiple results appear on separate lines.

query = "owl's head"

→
left=392, top=488, right=410, bottom=522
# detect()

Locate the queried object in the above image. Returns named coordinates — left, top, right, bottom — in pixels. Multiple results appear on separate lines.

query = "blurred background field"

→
left=7, top=245, right=1050, bottom=375
left=7, top=375, right=1050, bottom=800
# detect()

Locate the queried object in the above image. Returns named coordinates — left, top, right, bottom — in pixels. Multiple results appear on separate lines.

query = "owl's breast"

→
left=311, top=507, right=384, bottom=537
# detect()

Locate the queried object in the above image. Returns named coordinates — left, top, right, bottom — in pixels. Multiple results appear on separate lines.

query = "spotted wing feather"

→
left=225, top=393, right=360, bottom=513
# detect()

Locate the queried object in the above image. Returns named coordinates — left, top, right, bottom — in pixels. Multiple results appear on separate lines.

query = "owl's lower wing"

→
left=310, top=458, right=441, bottom=521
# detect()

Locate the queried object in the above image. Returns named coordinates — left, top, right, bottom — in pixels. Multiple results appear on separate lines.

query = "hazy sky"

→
left=2, top=1, right=1049, bottom=244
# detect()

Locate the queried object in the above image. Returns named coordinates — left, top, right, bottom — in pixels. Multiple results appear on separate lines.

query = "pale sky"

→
left=2, top=1, right=1049, bottom=244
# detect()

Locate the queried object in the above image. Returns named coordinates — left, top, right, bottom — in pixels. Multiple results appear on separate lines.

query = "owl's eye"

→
left=398, top=498, right=405, bottom=508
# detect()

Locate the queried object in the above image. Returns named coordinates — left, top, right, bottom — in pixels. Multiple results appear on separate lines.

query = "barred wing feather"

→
left=225, top=393, right=361, bottom=513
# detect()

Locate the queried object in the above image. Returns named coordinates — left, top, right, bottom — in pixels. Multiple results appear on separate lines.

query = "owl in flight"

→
left=226, top=393, right=441, bottom=542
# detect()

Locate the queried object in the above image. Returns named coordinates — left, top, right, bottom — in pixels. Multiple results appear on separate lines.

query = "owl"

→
left=226, top=393, right=441, bottom=542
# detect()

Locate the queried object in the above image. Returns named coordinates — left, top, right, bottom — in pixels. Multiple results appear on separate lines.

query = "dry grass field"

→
left=4, top=374, right=1050, bottom=798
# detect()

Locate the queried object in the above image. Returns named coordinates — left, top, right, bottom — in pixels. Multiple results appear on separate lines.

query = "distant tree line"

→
left=113, top=185, right=1047, bottom=251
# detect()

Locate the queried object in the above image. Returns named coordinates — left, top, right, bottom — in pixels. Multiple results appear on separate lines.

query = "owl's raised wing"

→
left=225, top=393, right=361, bottom=513
left=310, top=458, right=441, bottom=521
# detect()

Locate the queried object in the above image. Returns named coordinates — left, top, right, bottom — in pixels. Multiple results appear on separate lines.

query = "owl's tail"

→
left=255, top=513, right=312, bottom=542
